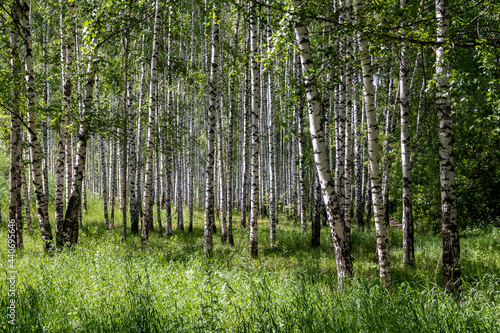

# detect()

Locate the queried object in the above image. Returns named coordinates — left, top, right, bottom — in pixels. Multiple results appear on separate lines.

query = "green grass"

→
left=1, top=200, right=499, bottom=332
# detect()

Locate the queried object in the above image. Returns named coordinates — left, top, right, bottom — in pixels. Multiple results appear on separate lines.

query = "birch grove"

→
left=2, top=0, right=497, bottom=296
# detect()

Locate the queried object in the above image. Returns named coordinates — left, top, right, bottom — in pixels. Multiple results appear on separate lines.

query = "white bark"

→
left=399, top=2, right=414, bottom=266
left=436, top=0, right=461, bottom=292
left=226, top=11, right=239, bottom=246
left=142, top=1, right=160, bottom=243
left=22, top=0, right=53, bottom=250
left=249, top=1, right=260, bottom=259
left=267, top=2, right=277, bottom=248
left=204, top=5, right=219, bottom=255
left=63, top=3, right=101, bottom=245
left=10, top=1, right=23, bottom=249
left=293, top=0, right=353, bottom=283
left=354, top=0, right=392, bottom=287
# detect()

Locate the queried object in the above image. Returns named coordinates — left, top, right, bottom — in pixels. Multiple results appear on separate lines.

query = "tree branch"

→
left=96, top=4, right=165, bottom=50
left=252, top=0, right=500, bottom=48
left=0, top=101, right=37, bottom=138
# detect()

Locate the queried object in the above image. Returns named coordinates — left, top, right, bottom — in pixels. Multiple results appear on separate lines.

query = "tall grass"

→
left=1, top=204, right=499, bottom=332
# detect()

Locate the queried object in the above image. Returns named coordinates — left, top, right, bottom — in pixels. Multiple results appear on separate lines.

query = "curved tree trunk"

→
left=63, top=4, right=101, bottom=246
left=293, top=0, right=353, bottom=284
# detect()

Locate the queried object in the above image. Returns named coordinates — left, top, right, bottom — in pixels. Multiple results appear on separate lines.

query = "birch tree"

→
left=294, top=52, right=307, bottom=233
left=399, top=0, right=414, bottom=267
left=204, top=5, right=219, bottom=255
left=142, top=0, right=161, bottom=244
left=121, top=6, right=131, bottom=240
left=9, top=0, right=23, bottom=249
left=436, top=0, right=461, bottom=293
left=354, top=0, right=391, bottom=287
left=63, top=2, right=101, bottom=246
left=293, top=0, right=353, bottom=283
left=248, top=1, right=260, bottom=259
left=21, top=0, right=53, bottom=250
left=226, top=9, right=240, bottom=246
left=99, top=134, right=109, bottom=229
left=266, top=1, right=277, bottom=248
left=240, top=32, right=250, bottom=230
left=55, top=0, right=75, bottom=246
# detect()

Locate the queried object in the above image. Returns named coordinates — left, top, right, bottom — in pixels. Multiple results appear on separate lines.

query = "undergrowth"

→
left=0, top=202, right=499, bottom=332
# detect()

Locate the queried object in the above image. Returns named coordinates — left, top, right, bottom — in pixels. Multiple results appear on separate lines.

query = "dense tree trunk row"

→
left=4, top=0, right=474, bottom=293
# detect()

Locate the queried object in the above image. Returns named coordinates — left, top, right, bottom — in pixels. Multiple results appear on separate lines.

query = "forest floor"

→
left=1, top=196, right=499, bottom=332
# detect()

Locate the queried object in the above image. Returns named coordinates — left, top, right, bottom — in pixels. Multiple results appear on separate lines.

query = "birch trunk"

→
left=109, top=137, right=117, bottom=226
left=240, top=36, right=250, bottom=229
left=248, top=1, right=260, bottom=259
left=63, top=6, right=101, bottom=245
left=344, top=0, right=354, bottom=227
left=55, top=0, right=75, bottom=245
left=436, top=0, right=461, bottom=292
left=164, top=74, right=173, bottom=237
left=188, top=94, right=195, bottom=233
left=218, top=101, right=227, bottom=244
left=293, top=0, right=353, bottom=283
left=311, top=172, right=321, bottom=248
left=66, top=132, right=73, bottom=206
left=156, top=147, right=162, bottom=236
left=99, top=136, right=109, bottom=230
left=142, top=1, right=160, bottom=244
left=266, top=2, right=277, bottom=248
left=21, top=151, right=32, bottom=236
left=177, top=94, right=184, bottom=231
left=295, top=53, right=307, bottom=232
left=226, top=11, right=239, bottom=245
left=354, top=86, right=364, bottom=231
left=335, top=80, right=345, bottom=219
left=204, top=5, right=219, bottom=255
left=365, top=168, right=372, bottom=230
left=21, top=0, right=54, bottom=250
left=131, top=36, right=146, bottom=235
left=399, top=3, right=414, bottom=266
left=128, top=85, right=137, bottom=235
left=42, top=18, right=50, bottom=200
left=10, top=0, right=23, bottom=249
left=121, top=11, right=130, bottom=240
left=381, top=78, right=398, bottom=226
left=354, top=0, right=391, bottom=287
